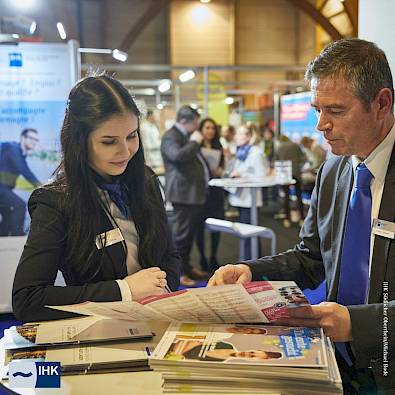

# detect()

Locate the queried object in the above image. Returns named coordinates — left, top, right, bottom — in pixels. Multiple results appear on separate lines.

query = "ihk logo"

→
left=9, top=361, right=61, bottom=388
left=8, top=52, right=23, bottom=67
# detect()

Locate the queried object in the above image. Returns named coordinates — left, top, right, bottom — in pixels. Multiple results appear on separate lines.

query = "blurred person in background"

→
left=194, top=118, right=225, bottom=272
left=276, top=135, right=306, bottom=228
left=261, top=124, right=275, bottom=165
left=228, top=125, right=269, bottom=259
left=220, top=124, right=237, bottom=160
left=300, top=136, right=327, bottom=171
left=140, top=109, right=163, bottom=172
left=0, top=128, right=41, bottom=236
left=300, top=136, right=327, bottom=194
left=161, top=106, right=210, bottom=286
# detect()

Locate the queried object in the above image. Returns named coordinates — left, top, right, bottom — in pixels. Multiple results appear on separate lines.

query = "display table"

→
left=209, top=176, right=294, bottom=259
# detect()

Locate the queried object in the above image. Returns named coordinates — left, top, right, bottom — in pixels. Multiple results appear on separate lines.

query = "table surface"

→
left=209, top=176, right=295, bottom=188
left=0, top=317, right=283, bottom=395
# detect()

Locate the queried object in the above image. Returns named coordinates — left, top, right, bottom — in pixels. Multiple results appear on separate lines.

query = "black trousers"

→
left=281, top=176, right=304, bottom=220
left=172, top=203, right=204, bottom=276
left=0, top=185, right=26, bottom=236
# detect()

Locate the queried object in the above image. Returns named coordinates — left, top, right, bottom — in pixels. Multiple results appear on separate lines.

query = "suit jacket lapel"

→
left=369, top=145, right=395, bottom=302
left=328, top=158, right=353, bottom=300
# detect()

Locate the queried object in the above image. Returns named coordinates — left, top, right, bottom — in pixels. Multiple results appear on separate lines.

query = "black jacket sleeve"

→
left=12, top=188, right=122, bottom=323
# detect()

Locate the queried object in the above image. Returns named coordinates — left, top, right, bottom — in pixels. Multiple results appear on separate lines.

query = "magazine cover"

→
left=151, top=322, right=327, bottom=368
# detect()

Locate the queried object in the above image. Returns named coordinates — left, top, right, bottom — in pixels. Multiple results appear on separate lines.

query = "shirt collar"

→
left=351, top=121, right=395, bottom=183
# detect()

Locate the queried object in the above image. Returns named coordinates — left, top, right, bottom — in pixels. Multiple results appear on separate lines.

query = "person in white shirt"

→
left=140, top=109, right=163, bottom=170
left=228, top=125, right=269, bottom=259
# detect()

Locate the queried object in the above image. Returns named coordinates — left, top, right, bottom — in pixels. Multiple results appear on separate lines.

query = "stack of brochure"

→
left=149, top=322, right=343, bottom=394
left=1, top=317, right=168, bottom=377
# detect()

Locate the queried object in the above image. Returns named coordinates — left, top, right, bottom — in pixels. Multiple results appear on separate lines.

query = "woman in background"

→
left=195, top=118, right=225, bottom=272
left=12, top=75, right=180, bottom=322
left=228, top=125, right=269, bottom=259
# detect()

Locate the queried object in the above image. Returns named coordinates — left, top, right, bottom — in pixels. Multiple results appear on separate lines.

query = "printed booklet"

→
left=149, top=322, right=342, bottom=394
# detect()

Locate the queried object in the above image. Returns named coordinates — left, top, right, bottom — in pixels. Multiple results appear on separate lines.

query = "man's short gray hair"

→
left=305, top=38, right=394, bottom=111
left=176, top=105, right=199, bottom=123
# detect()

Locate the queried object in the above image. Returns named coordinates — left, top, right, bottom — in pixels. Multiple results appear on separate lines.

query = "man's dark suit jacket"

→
left=247, top=147, right=395, bottom=391
left=12, top=175, right=181, bottom=323
left=161, top=125, right=207, bottom=205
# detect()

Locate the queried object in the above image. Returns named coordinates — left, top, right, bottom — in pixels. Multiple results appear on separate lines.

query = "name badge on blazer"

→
left=372, top=218, right=395, bottom=239
left=95, top=228, right=124, bottom=249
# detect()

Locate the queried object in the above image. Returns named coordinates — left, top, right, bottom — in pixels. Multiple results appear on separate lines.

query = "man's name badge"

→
left=95, top=228, right=124, bottom=249
left=372, top=218, right=395, bottom=239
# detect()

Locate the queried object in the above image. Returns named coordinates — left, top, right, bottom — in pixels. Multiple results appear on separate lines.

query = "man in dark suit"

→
left=208, top=38, right=395, bottom=394
left=161, top=106, right=209, bottom=285
left=0, top=128, right=41, bottom=236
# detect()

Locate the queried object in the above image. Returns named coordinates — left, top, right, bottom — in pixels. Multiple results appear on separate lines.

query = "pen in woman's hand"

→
left=164, top=285, right=172, bottom=293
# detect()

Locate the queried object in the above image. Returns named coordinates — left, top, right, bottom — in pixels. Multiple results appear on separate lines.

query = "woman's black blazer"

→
left=12, top=174, right=181, bottom=322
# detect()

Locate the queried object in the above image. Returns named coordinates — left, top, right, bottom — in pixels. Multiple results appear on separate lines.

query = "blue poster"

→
left=280, top=92, right=323, bottom=144
left=0, top=42, right=78, bottom=312
left=0, top=42, right=77, bottom=236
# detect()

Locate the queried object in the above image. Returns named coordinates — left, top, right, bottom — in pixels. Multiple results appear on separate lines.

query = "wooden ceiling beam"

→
left=286, top=0, right=343, bottom=41
left=342, top=0, right=358, bottom=36
left=118, top=0, right=170, bottom=52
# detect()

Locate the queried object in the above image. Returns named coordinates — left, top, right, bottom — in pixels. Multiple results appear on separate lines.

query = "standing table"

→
left=209, top=176, right=295, bottom=259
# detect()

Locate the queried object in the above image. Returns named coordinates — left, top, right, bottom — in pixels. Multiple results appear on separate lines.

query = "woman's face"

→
left=235, top=128, right=251, bottom=146
left=201, top=120, right=217, bottom=141
left=88, top=112, right=139, bottom=180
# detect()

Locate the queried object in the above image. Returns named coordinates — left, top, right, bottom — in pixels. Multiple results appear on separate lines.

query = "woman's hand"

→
left=123, top=267, right=167, bottom=300
left=212, top=167, right=223, bottom=178
left=230, top=170, right=241, bottom=178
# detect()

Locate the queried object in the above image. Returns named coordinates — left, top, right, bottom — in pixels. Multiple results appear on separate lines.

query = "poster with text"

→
left=0, top=41, right=78, bottom=312
left=280, top=92, right=322, bottom=144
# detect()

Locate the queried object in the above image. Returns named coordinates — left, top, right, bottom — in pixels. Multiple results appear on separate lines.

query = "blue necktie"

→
left=336, top=163, right=373, bottom=365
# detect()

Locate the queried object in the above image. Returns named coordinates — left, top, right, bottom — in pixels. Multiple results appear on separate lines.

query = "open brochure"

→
left=2, top=316, right=152, bottom=350
left=48, top=281, right=309, bottom=324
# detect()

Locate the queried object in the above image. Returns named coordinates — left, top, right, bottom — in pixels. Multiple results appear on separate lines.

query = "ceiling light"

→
left=1, top=15, right=37, bottom=35
left=200, top=0, right=211, bottom=3
left=225, top=97, right=234, bottom=105
left=56, top=22, right=66, bottom=40
left=179, top=70, right=195, bottom=83
left=158, top=80, right=171, bottom=93
left=112, top=49, right=128, bottom=62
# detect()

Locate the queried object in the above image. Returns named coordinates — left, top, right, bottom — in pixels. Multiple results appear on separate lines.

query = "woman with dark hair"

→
left=195, top=118, right=225, bottom=272
left=12, top=75, right=181, bottom=322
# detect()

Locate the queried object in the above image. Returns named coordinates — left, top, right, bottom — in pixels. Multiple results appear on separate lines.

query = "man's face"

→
left=311, top=77, right=383, bottom=159
left=184, top=117, right=200, bottom=134
left=22, top=132, right=39, bottom=152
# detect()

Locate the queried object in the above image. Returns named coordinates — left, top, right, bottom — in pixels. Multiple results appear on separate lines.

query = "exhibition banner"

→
left=280, top=91, right=323, bottom=144
left=0, top=41, right=78, bottom=312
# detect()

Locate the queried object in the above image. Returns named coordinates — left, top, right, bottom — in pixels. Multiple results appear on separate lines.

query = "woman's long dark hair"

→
left=52, top=74, right=168, bottom=280
left=199, top=118, right=222, bottom=150
left=199, top=118, right=224, bottom=168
